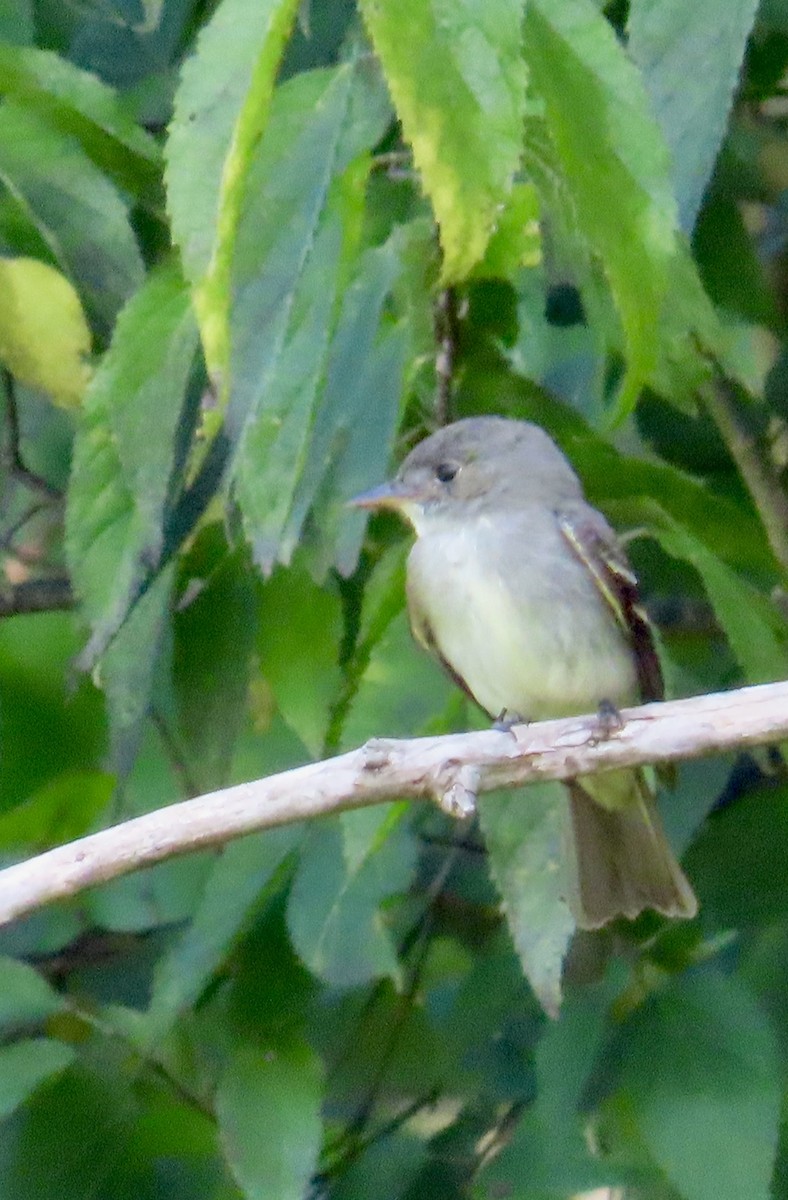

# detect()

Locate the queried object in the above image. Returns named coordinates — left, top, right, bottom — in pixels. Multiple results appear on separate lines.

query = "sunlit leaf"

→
left=360, top=0, right=527, bottom=281
left=167, top=0, right=304, bottom=376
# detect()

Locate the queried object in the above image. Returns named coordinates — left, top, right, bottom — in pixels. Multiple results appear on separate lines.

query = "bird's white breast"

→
left=406, top=511, right=638, bottom=721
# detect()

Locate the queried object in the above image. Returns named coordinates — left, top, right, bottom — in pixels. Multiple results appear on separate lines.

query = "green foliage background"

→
left=0, top=0, right=786, bottom=1196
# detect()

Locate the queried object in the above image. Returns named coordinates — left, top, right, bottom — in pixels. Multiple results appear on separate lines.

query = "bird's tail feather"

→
left=566, top=771, right=698, bottom=930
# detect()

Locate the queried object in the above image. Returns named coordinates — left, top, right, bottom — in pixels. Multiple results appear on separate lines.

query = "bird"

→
left=351, top=415, right=697, bottom=929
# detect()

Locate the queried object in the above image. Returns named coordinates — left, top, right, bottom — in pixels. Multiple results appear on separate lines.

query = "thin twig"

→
left=0, top=577, right=74, bottom=617
left=434, top=287, right=459, bottom=426
left=701, top=372, right=788, bottom=576
left=0, top=682, right=785, bottom=927
left=2, top=371, right=63, bottom=500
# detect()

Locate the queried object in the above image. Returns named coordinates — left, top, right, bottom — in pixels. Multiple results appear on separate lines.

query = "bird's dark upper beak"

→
left=348, top=479, right=416, bottom=510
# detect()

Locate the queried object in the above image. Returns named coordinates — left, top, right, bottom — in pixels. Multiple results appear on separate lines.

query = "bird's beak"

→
left=348, top=479, right=415, bottom=511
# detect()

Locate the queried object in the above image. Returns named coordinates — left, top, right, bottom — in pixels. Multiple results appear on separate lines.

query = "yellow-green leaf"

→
left=360, top=0, right=527, bottom=282
left=0, top=256, right=91, bottom=408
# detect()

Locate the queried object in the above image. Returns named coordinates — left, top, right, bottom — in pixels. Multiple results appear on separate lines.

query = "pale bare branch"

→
left=0, top=680, right=786, bottom=928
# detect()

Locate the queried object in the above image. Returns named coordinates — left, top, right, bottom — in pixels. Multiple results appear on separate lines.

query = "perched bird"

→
left=352, top=416, right=697, bottom=929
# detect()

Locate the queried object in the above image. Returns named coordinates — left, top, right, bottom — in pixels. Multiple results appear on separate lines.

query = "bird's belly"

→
left=407, top=527, right=637, bottom=720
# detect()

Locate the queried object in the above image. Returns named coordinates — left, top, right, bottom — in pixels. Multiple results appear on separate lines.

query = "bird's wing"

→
left=558, top=506, right=663, bottom=704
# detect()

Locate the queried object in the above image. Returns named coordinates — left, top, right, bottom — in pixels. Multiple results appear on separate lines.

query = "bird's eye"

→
left=435, top=462, right=458, bottom=483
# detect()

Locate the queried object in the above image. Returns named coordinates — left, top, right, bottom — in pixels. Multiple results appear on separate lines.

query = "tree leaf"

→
left=486, top=981, right=616, bottom=1194
left=524, top=0, right=679, bottom=417
left=217, top=1039, right=323, bottom=1200
left=0, top=40, right=160, bottom=202
left=620, top=971, right=781, bottom=1200
left=173, top=535, right=258, bottom=790
left=0, top=960, right=63, bottom=1032
left=148, top=826, right=300, bottom=1036
left=479, top=782, right=575, bottom=1017
left=360, top=0, right=527, bottom=282
left=166, top=0, right=303, bottom=376
left=0, top=1039, right=75, bottom=1120
left=287, top=814, right=415, bottom=988
left=65, top=265, right=198, bottom=658
left=341, top=610, right=456, bottom=748
left=229, top=60, right=392, bottom=572
left=0, top=257, right=91, bottom=408
left=0, top=102, right=143, bottom=335
left=257, top=561, right=343, bottom=757
left=629, top=0, right=761, bottom=233
left=100, top=562, right=176, bottom=777
left=0, top=770, right=114, bottom=851
left=279, top=227, right=412, bottom=578
left=686, top=781, right=788, bottom=929
left=571, top=436, right=778, bottom=584
left=609, top=497, right=788, bottom=684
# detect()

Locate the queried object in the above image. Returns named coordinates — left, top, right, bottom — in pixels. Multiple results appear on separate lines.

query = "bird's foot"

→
left=589, top=698, right=624, bottom=744
left=493, top=709, right=528, bottom=733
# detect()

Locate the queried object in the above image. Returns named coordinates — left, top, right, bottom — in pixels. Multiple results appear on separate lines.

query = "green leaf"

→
left=287, top=813, right=415, bottom=988
left=0, top=960, right=63, bottom=1031
left=629, top=0, right=761, bottom=232
left=0, top=1063, right=134, bottom=1199
left=148, top=826, right=300, bottom=1035
left=360, top=0, right=527, bottom=282
left=0, top=102, right=143, bottom=335
left=620, top=971, right=781, bottom=1200
left=0, top=613, right=107, bottom=810
left=0, top=1039, right=75, bottom=1120
left=101, top=562, right=176, bottom=777
left=229, top=61, right=392, bottom=571
left=524, top=0, right=679, bottom=417
left=0, top=40, right=160, bottom=202
left=486, top=981, right=616, bottom=1194
left=0, top=770, right=114, bottom=851
left=479, top=782, right=575, bottom=1017
left=611, top=497, right=788, bottom=684
left=571, top=436, right=778, bottom=584
left=166, top=0, right=303, bottom=375
left=280, top=228, right=412, bottom=578
left=686, top=781, right=788, bottom=928
left=86, top=843, right=213, bottom=934
left=257, top=561, right=343, bottom=757
left=0, top=1, right=33, bottom=45
left=173, top=536, right=258, bottom=789
left=471, top=182, right=542, bottom=280
left=341, top=610, right=456, bottom=748
left=0, top=257, right=91, bottom=408
left=650, top=236, right=763, bottom=409
left=216, top=1039, right=323, bottom=1200
left=65, top=266, right=198, bottom=661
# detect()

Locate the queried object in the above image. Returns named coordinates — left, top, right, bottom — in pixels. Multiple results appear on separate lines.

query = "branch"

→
left=434, top=286, right=459, bottom=426
left=0, top=577, right=75, bottom=617
left=701, top=372, right=788, bottom=576
left=0, top=681, right=786, bottom=928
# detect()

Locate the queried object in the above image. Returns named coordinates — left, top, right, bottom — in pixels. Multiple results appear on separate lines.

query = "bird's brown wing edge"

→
left=558, top=509, right=664, bottom=705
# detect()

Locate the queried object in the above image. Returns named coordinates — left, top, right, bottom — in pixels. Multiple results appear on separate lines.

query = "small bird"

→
left=352, top=416, right=697, bottom=929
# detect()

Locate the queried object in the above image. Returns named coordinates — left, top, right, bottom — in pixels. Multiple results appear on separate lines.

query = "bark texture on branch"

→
left=0, top=680, right=786, bottom=928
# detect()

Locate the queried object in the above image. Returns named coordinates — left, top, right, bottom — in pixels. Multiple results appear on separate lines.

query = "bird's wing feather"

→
left=558, top=507, right=663, bottom=704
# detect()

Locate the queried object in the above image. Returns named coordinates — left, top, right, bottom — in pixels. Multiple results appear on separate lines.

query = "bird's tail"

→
left=566, top=769, right=698, bottom=930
